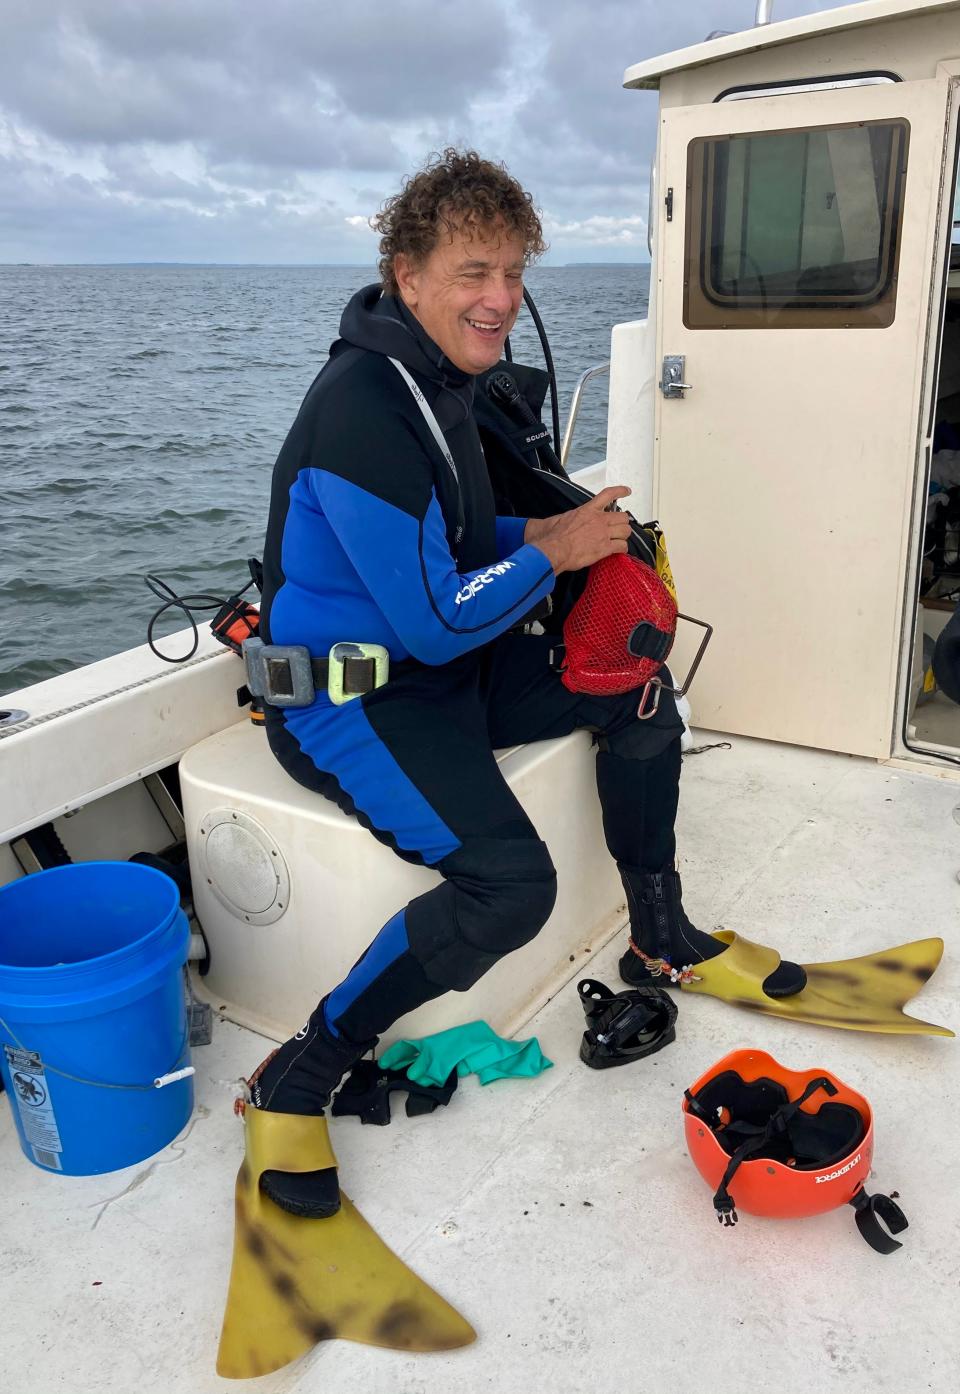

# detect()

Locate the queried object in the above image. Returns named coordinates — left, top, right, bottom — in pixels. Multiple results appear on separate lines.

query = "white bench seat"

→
left=179, top=718, right=626, bottom=1043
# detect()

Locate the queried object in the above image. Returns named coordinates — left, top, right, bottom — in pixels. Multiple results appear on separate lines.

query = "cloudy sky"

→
left=1, top=0, right=844, bottom=265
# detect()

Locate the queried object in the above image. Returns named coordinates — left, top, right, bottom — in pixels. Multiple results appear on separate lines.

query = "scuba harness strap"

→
left=389, top=356, right=466, bottom=549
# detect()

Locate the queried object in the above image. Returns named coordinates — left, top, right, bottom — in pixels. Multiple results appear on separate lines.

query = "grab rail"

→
left=560, top=360, right=610, bottom=469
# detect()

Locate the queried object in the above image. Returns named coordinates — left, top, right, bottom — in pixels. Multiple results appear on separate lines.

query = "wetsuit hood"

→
left=338, top=284, right=473, bottom=427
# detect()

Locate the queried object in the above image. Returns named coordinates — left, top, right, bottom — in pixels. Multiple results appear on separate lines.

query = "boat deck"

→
left=3, top=732, right=959, bottom=1394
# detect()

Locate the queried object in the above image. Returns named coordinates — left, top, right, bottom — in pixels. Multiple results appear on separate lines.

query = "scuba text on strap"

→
left=485, top=370, right=559, bottom=470
left=388, top=357, right=465, bottom=548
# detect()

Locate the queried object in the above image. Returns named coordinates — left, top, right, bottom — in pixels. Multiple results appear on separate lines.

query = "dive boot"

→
left=244, top=1001, right=376, bottom=1218
left=617, top=867, right=806, bottom=1000
left=578, top=978, right=678, bottom=1068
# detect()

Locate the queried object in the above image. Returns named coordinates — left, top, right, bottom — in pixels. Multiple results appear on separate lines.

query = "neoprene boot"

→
left=617, top=867, right=806, bottom=999
left=247, top=1000, right=376, bottom=1217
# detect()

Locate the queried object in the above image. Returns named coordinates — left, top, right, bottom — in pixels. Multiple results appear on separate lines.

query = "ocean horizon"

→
left=1, top=262, right=650, bottom=694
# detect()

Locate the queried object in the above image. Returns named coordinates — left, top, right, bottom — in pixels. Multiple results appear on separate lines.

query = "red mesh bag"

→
left=561, top=553, right=677, bottom=698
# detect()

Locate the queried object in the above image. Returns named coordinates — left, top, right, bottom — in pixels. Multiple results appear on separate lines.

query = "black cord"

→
left=522, top=286, right=561, bottom=456
left=683, top=741, right=732, bottom=757
left=144, top=573, right=254, bottom=663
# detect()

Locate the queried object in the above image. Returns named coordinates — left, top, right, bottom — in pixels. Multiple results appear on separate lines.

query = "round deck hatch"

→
left=198, top=809, right=290, bottom=925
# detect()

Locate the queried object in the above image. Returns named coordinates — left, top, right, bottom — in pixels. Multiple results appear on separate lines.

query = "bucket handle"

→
left=0, top=1015, right=194, bottom=1092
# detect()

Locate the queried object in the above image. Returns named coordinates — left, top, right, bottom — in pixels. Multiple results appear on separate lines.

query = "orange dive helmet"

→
left=683, top=1049, right=907, bottom=1254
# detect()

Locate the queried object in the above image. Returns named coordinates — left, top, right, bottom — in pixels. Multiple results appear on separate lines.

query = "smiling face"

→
left=393, top=220, right=525, bottom=375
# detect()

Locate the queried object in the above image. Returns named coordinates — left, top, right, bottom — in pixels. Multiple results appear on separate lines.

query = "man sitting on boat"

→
left=245, top=148, right=805, bottom=1219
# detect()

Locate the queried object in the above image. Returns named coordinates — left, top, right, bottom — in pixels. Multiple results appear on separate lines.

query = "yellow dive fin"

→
left=681, top=932, right=954, bottom=1037
left=217, top=1108, right=475, bottom=1379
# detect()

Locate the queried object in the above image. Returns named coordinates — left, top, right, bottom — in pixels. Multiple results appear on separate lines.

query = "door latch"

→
left=659, top=355, right=692, bottom=399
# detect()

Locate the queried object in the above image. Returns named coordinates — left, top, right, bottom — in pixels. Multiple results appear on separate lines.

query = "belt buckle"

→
left=242, top=637, right=315, bottom=708
left=328, top=642, right=390, bottom=706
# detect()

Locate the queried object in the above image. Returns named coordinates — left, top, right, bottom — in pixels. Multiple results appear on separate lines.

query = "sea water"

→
left=1, top=263, right=649, bottom=693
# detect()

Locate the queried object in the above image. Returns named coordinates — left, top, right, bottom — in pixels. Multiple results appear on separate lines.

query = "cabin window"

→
left=684, top=119, right=908, bottom=329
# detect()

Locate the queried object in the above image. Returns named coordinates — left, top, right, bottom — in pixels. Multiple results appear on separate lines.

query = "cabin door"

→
left=655, top=80, right=950, bottom=757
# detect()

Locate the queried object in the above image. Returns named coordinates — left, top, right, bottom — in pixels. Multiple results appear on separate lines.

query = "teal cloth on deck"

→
left=379, top=1020, right=553, bottom=1086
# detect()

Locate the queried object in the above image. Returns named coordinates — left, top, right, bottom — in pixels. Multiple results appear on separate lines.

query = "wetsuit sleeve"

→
left=495, top=516, right=529, bottom=559
left=305, top=408, right=554, bottom=665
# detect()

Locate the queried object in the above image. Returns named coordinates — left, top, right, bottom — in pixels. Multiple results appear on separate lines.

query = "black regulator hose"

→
left=144, top=575, right=231, bottom=663
left=522, top=285, right=561, bottom=457
left=144, top=569, right=258, bottom=663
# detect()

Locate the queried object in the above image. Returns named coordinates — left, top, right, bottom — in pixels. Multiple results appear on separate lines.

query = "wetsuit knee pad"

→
left=406, top=836, right=558, bottom=992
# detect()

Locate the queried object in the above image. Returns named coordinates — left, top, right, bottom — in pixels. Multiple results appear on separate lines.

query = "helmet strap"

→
left=703, top=1075, right=838, bottom=1227
left=848, top=1188, right=908, bottom=1255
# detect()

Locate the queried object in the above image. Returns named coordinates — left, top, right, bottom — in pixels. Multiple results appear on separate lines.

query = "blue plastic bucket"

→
left=0, top=861, right=193, bottom=1176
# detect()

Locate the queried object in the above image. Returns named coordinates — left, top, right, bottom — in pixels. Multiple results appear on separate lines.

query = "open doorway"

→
left=905, top=171, right=960, bottom=756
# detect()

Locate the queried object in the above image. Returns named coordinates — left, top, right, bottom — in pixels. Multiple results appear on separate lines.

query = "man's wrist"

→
left=524, top=517, right=553, bottom=546
left=531, top=535, right=566, bottom=575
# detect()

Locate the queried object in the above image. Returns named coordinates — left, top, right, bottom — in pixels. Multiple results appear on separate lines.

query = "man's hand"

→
left=524, top=485, right=633, bottom=575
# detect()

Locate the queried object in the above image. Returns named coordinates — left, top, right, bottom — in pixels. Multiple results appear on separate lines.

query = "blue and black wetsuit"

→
left=261, top=286, right=683, bottom=1043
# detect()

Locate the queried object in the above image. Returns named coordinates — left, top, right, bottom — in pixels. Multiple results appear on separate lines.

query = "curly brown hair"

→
left=373, top=148, right=546, bottom=294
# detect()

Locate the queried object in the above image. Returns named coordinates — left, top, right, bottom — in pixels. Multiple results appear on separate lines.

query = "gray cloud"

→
left=0, top=0, right=508, bottom=153
left=0, top=1, right=843, bottom=263
left=507, top=0, right=837, bottom=205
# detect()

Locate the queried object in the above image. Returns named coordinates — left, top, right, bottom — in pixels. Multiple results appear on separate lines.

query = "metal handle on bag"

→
left=637, top=613, right=714, bottom=720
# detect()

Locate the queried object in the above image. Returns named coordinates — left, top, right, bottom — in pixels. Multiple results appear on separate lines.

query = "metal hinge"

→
left=665, top=187, right=674, bottom=222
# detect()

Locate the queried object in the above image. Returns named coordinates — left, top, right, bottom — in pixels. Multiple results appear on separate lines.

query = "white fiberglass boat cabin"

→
left=611, top=0, right=960, bottom=770
left=2, top=5, right=960, bottom=1393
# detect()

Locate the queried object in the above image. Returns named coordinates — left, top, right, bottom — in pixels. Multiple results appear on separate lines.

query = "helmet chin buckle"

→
left=713, top=1191, right=739, bottom=1228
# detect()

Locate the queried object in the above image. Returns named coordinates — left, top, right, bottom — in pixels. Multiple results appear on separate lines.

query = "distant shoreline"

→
left=0, top=260, right=651, bottom=269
